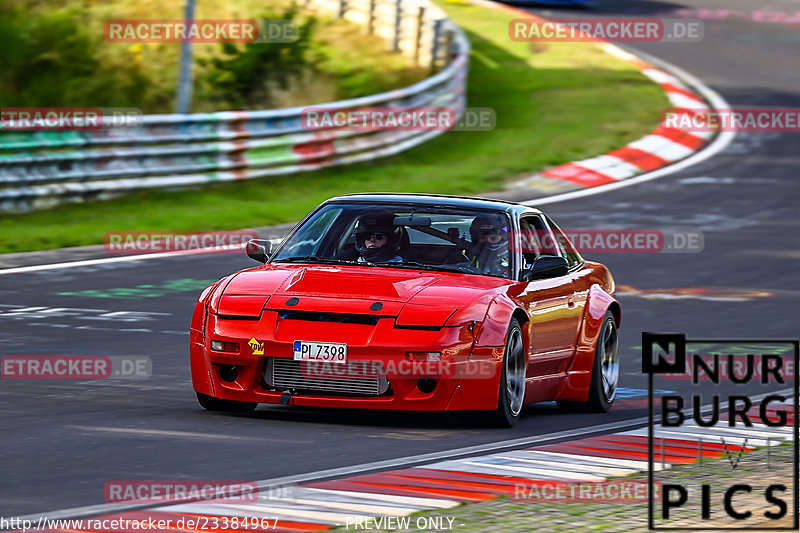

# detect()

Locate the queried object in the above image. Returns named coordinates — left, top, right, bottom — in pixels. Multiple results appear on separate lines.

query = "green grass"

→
left=0, top=0, right=668, bottom=254
left=0, top=0, right=426, bottom=111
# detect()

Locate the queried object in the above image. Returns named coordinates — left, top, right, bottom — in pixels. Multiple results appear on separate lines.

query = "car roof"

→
left=326, top=193, right=541, bottom=217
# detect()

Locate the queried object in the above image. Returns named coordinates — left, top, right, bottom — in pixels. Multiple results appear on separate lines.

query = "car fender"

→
left=190, top=276, right=232, bottom=396
left=557, top=283, right=620, bottom=401
left=207, top=274, right=237, bottom=315
left=445, top=294, right=521, bottom=411
left=474, top=294, right=521, bottom=347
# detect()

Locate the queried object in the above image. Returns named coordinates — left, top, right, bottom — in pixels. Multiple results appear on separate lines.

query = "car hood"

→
left=215, top=264, right=511, bottom=325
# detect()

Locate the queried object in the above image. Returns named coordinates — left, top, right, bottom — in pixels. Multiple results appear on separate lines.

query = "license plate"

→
left=293, top=341, right=347, bottom=363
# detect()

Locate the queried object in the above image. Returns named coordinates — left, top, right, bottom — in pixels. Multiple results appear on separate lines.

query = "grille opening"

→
left=274, top=310, right=385, bottom=326
left=261, top=358, right=390, bottom=397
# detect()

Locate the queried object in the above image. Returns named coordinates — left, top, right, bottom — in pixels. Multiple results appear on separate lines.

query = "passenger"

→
left=353, top=212, right=403, bottom=263
left=460, top=213, right=509, bottom=276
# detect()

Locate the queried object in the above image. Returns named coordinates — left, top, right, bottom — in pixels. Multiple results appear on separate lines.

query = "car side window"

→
left=518, top=216, right=557, bottom=269
left=545, top=216, right=583, bottom=270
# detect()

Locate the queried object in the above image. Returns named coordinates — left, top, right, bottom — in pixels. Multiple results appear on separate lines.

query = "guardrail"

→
left=0, top=0, right=469, bottom=213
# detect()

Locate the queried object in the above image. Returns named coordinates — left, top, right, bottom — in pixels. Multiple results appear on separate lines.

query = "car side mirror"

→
left=521, top=255, right=568, bottom=282
left=246, top=239, right=272, bottom=263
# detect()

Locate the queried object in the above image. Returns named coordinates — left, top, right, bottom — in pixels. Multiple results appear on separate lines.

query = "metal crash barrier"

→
left=0, top=0, right=469, bottom=212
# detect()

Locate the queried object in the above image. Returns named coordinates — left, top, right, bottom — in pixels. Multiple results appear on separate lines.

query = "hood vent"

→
left=277, top=310, right=386, bottom=326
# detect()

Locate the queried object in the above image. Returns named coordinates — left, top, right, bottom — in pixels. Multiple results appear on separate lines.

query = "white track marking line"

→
left=283, top=487, right=434, bottom=510
left=492, top=454, right=638, bottom=476
left=0, top=248, right=239, bottom=275
left=623, top=429, right=774, bottom=447
left=679, top=423, right=794, bottom=438
left=516, top=448, right=664, bottom=470
left=456, top=461, right=607, bottom=481
left=419, top=460, right=580, bottom=481
left=244, top=497, right=418, bottom=516
left=301, top=488, right=459, bottom=509
left=654, top=426, right=794, bottom=442
left=160, top=502, right=362, bottom=525
left=0, top=239, right=282, bottom=275
left=507, top=450, right=666, bottom=470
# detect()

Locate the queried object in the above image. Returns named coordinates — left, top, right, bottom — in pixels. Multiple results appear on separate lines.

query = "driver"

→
left=353, top=211, right=403, bottom=263
left=461, top=213, right=509, bottom=276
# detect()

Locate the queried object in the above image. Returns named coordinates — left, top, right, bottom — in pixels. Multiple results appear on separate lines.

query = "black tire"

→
left=196, top=392, right=258, bottom=413
left=559, top=310, right=619, bottom=413
left=489, top=318, right=526, bottom=427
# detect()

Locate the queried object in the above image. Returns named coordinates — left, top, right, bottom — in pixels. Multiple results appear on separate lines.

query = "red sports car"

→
left=190, top=194, right=620, bottom=426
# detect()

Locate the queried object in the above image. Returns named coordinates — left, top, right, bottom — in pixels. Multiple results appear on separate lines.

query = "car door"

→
left=516, top=215, right=584, bottom=377
left=545, top=214, right=593, bottom=350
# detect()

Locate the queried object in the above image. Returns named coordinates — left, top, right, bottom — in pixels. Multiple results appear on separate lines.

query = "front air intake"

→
left=262, top=358, right=389, bottom=396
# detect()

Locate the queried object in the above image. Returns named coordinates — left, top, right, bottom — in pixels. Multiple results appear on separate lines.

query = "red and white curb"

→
left=21, top=401, right=793, bottom=532
left=536, top=44, right=716, bottom=189
left=465, top=0, right=726, bottom=194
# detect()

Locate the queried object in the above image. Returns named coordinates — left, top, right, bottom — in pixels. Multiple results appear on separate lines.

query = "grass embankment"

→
left=0, top=0, right=667, bottom=253
left=0, top=0, right=425, bottom=110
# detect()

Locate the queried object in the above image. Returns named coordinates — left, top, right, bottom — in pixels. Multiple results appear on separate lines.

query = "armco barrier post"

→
left=175, top=0, right=196, bottom=114
left=414, top=6, right=425, bottom=65
left=444, top=28, right=454, bottom=67
left=431, top=19, right=443, bottom=72
left=368, top=0, right=376, bottom=34
left=392, top=0, right=402, bottom=52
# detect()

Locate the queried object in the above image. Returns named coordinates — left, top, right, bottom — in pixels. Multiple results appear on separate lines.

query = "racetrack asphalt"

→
left=1, top=0, right=798, bottom=518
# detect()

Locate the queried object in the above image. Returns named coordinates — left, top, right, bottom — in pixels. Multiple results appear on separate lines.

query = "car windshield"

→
left=271, top=202, right=512, bottom=279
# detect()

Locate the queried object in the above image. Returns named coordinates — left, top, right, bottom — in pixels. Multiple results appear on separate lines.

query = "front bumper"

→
left=190, top=311, right=504, bottom=411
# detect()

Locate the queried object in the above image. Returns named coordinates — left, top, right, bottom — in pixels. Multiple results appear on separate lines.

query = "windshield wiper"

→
left=273, top=256, right=355, bottom=265
left=373, top=260, right=476, bottom=274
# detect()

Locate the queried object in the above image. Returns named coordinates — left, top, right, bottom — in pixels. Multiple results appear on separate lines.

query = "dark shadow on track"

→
left=204, top=402, right=573, bottom=430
